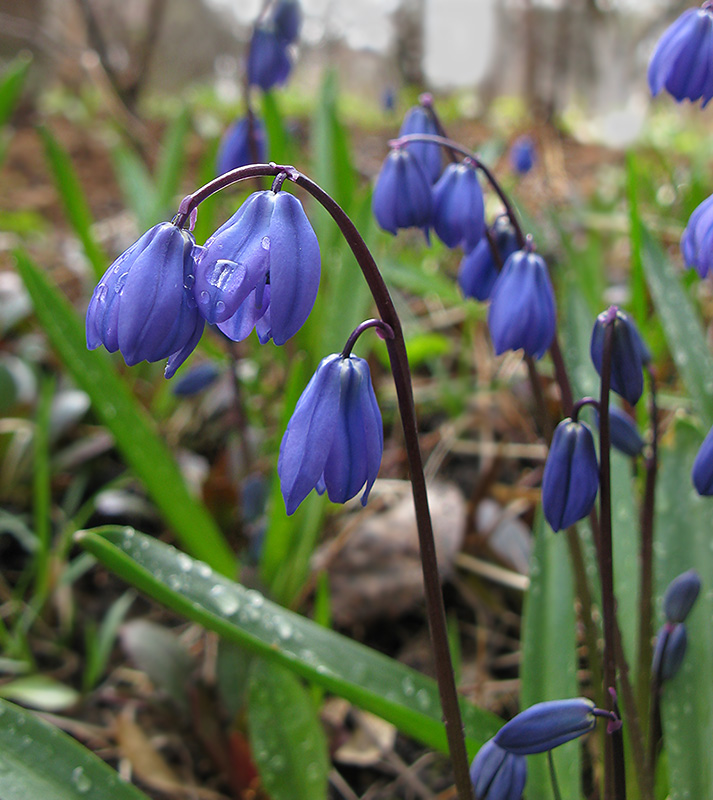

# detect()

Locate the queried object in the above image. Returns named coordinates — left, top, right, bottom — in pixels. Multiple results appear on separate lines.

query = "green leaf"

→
left=642, top=229, right=713, bottom=425
left=111, top=145, right=159, bottom=228
left=154, top=109, right=191, bottom=217
left=39, top=126, right=108, bottom=280
left=248, top=658, right=329, bottom=800
left=76, top=526, right=502, bottom=756
left=261, top=91, right=295, bottom=164
left=0, top=675, right=80, bottom=712
left=0, top=697, right=150, bottom=799
left=655, top=418, right=713, bottom=800
left=13, top=250, right=236, bottom=576
left=0, top=53, right=32, bottom=129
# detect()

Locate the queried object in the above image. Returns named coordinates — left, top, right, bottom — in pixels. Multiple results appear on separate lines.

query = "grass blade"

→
left=0, top=52, right=32, bottom=128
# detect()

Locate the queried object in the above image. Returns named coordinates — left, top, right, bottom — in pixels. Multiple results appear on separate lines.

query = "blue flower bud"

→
left=279, top=354, right=383, bottom=515
left=487, top=249, right=556, bottom=359
left=195, top=190, right=320, bottom=344
left=247, top=26, right=292, bottom=91
left=541, top=418, right=599, bottom=532
left=470, top=740, right=527, bottom=800
left=652, top=622, right=688, bottom=682
left=171, top=362, right=221, bottom=396
left=398, top=105, right=443, bottom=184
left=509, top=135, right=536, bottom=175
left=663, top=569, right=701, bottom=623
left=86, top=222, right=203, bottom=374
left=692, top=422, right=713, bottom=495
left=272, top=0, right=301, bottom=44
left=216, top=116, right=267, bottom=177
left=681, top=193, right=713, bottom=278
left=432, top=160, right=485, bottom=252
left=458, top=222, right=519, bottom=302
left=648, top=7, right=713, bottom=106
left=494, top=698, right=596, bottom=755
left=590, top=309, right=649, bottom=405
left=595, top=405, right=645, bottom=458
left=372, top=148, right=433, bottom=241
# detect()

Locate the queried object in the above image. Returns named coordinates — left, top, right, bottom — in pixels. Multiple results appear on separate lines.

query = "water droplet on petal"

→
left=114, top=272, right=129, bottom=294
left=95, top=284, right=107, bottom=302
left=199, top=290, right=210, bottom=305
left=216, top=300, right=226, bottom=315
left=184, top=273, right=195, bottom=289
left=261, top=236, right=271, bottom=250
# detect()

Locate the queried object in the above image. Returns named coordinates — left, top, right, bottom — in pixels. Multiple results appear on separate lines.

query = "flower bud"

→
left=216, top=116, right=267, bottom=177
left=509, top=135, right=536, bottom=175
left=398, top=105, right=442, bottom=184
left=470, top=740, right=527, bottom=800
left=458, top=222, right=519, bottom=302
left=272, top=0, right=301, bottom=44
left=595, top=405, right=645, bottom=458
left=372, top=148, right=433, bottom=241
left=692, top=422, right=713, bottom=495
left=494, top=698, right=596, bottom=755
left=590, top=308, right=649, bottom=405
left=648, top=6, right=713, bottom=106
left=663, top=569, right=701, bottom=623
left=432, top=161, right=485, bottom=252
left=652, top=622, right=688, bottom=682
left=681, top=193, right=713, bottom=278
left=247, top=26, right=292, bottom=91
left=172, top=362, right=221, bottom=396
left=542, top=418, right=599, bottom=532
left=279, top=353, right=383, bottom=514
left=487, top=249, right=556, bottom=360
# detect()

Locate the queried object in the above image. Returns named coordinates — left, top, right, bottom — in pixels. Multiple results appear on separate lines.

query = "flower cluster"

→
left=652, top=570, right=701, bottom=682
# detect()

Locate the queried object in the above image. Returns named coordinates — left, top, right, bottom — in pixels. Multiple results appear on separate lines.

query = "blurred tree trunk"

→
left=394, top=0, right=425, bottom=87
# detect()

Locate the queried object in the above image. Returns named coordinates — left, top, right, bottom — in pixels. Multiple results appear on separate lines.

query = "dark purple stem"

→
left=341, top=318, right=395, bottom=358
left=572, top=396, right=599, bottom=421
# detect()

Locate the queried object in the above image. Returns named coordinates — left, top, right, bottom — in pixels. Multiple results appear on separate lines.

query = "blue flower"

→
left=172, top=362, right=221, bottom=396
left=247, top=26, right=292, bottom=91
left=648, top=6, right=713, bottom=106
left=216, top=116, right=267, bottom=177
left=590, top=308, right=649, bottom=405
left=194, top=190, right=320, bottom=345
left=458, top=222, right=519, bottom=302
left=663, top=569, right=701, bottom=623
left=272, top=0, right=301, bottom=44
left=398, top=105, right=443, bottom=184
left=509, top=135, right=536, bottom=175
left=596, top=405, right=646, bottom=458
left=494, top=699, right=596, bottom=755
left=470, top=740, right=527, bottom=800
left=372, top=148, right=433, bottom=241
left=652, top=622, right=688, bottom=682
left=681, top=193, right=713, bottom=277
left=693, top=422, right=713, bottom=495
left=487, top=249, right=556, bottom=359
left=541, top=418, right=599, bottom=532
left=86, top=222, right=204, bottom=375
left=278, top=354, right=383, bottom=515
left=432, top=160, right=485, bottom=252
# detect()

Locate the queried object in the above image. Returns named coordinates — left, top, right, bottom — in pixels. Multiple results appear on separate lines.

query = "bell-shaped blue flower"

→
left=487, top=249, right=556, bottom=359
left=398, top=105, right=442, bottom=184
left=494, top=698, right=596, bottom=755
left=663, top=569, right=701, bottom=623
left=247, top=26, right=292, bottom=91
left=681, top=193, right=713, bottom=278
left=693, top=422, right=713, bottom=495
left=194, top=190, right=320, bottom=345
left=278, top=354, right=383, bottom=515
left=648, top=6, right=713, bottom=106
left=590, top=308, right=649, bottom=405
left=595, top=405, right=646, bottom=458
left=509, top=135, right=536, bottom=175
left=216, top=116, right=267, bottom=177
left=470, top=740, right=527, bottom=800
left=86, top=222, right=204, bottom=374
left=372, top=148, right=433, bottom=241
left=432, top=160, right=485, bottom=252
left=458, top=222, right=519, bottom=302
left=652, top=622, right=688, bottom=682
left=272, top=0, right=301, bottom=44
left=541, top=418, right=599, bottom=532
left=172, top=362, right=221, bottom=396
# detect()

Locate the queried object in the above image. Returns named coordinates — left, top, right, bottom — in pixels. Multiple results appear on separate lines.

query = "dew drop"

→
left=167, top=574, right=182, bottom=591
left=95, top=284, right=107, bottom=302
left=275, top=618, right=293, bottom=640
left=245, top=589, right=264, bottom=608
left=199, top=290, right=210, bottom=305
left=415, top=689, right=431, bottom=710
left=196, top=561, right=212, bottom=579
left=216, top=300, right=226, bottom=315
left=184, top=273, right=195, bottom=289
left=176, top=552, right=193, bottom=573
left=261, top=236, right=271, bottom=250
left=402, top=676, right=415, bottom=697
left=114, top=272, right=129, bottom=295
left=71, top=766, right=92, bottom=793
left=209, top=585, right=239, bottom=615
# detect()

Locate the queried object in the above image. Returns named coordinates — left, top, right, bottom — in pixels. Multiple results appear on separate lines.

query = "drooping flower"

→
left=509, top=135, right=536, bottom=175
left=272, top=0, right=301, bottom=44
left=681, top=193, right=713, bottom=277
left=652, top=622, right=688, bottom=682
left=398, top=104, right=443, bottom=184
left=487, top=249, right=556, bottom=359
left=278, top=353, right=383, bottom=515
left=692, top=422, right=713, bottom=495
left=372, top=147, right=433, bottom=241
left=541, top=418, right=599, bottom=532
left=494, top=699, right=597, bottom=755
left=596, top=405, right=646, bottom=458
left=458, top=221, right=519, bottom=302
left=172, top=362, right=221, bottom=396
left=663, top=569, right=701, bottom=623
left=590, top=308, right=649, bottom=405
left=432, top=160, right=485, bottom=252
left=648, top=6, right=713, bottom=106
left=216, top=116, right=267, bottom=177
left=86, top=221, right=204, bottom=375
left=247, top=25, right=292, bottom=91
left=193, top=189, right=320, bottom=345
left=470, top=740, right=527, bottom=800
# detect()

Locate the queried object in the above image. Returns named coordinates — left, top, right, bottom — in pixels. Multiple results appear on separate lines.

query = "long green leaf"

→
left=111, top=146, right=159, bottom=228
left=155, top=109, right=191, bottom=216
left=0, top=53, right=32, bottom=128
left=14, top=250, right=236, bottom=576
left=0, top=697, right=150, bottom=799
left=76, top=526, right=502, bottom=756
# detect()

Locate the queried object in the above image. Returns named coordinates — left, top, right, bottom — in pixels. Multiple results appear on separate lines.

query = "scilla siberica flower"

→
left=398, top=103, right=442, bottom=184
left=541, top=418, right=599, bottom=532
left=193, top=189, right=320, bottom=345
left=216, top=116, right=267, bottom=177
left=487, top=249, right=556, bottom=359
left=652, top=622, right=688, bottom=682
left=247, top=25, right=292, bottom=91
left=692, top=422, right=713, bottom=495
left=509, top=135, right=536, bottom=175
left=469, top=740, right=526, bottom=800
left=663, top=569, right=701, bottom=623
left=432, top=160, right=485, bottom=252
left=648, top=5, right=713, bottom=106
left=596, top=405, right=646, bottom=458
left=372, top=147, right=433, bottom=241
left=86, top=221, right=204, bottom=378
left=458, top=222, right=519, bottom=302
left=278, top=354, right=383, bottom=515
left=272, top=0, right=301, bottom=44
left=681, top=193, right=713, bottom=278
left=590, top=308, right=650, bottom=406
